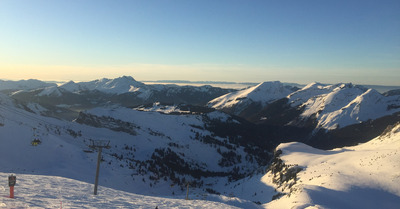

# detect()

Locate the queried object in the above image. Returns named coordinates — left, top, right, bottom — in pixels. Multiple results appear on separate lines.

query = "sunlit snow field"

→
left=0, top=172, right=245, bottom=209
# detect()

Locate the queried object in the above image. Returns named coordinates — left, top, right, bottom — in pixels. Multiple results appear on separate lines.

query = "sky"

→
left=0, top=0, right=399, bottom=85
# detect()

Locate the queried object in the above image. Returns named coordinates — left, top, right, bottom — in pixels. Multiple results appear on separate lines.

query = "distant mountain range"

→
left=209, top=81, right=400, bottom=149
left=0, top=76, right=399, bottom=208
left=6, top=76, right=233, bottom=120
left=1, top=76, right=399, bottom=146
left=144, top=80, right=399, bottom=93
left=143, top=80, right=259, bottom=85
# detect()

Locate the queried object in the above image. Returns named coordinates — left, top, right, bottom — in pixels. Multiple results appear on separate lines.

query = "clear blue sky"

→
left=0, top=0, right=399, bottom=85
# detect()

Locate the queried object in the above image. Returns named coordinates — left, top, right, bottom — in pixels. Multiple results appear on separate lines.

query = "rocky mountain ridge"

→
left=4, top=76, right=233, bottom=120
left=2, top=77, right=399, bottom=150
left=210, top=81, right=400, bottom=133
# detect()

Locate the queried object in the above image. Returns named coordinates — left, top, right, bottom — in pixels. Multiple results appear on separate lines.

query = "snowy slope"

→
left=208, top=81, right=295, bottom=114
left=262, top=123, right=400, bottom=209
left=134, top=102, right=191, bottom=114
left=38, top=86, right=63, bottom=96
left=0, top=94, right=96, bottom=179
left=59, top=80, right=81, bottom=92
left=0, top=93, right=259, bottom=182
left=0, top=94, right=265, bottom=208
left=0, top=172, right=243, bottom=209
left=287, top=83, right=400, bottom=130
left=76, top=106, right=263, bottom=174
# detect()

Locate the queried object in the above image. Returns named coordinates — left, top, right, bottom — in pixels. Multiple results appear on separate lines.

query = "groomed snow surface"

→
left=0, top=172, right=243, bottom=209
left=262, top=123, right=400, bottom=209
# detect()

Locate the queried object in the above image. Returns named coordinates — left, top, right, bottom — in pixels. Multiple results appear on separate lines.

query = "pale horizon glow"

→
left=0, top=0, right=399, bottom=86
left=0, top=63, right=399, bottom=86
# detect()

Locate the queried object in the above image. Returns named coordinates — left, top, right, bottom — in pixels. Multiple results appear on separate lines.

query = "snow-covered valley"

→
left=0, top=91, right=267, bottom=208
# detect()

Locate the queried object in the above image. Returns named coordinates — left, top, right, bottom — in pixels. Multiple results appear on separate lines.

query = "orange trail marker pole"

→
left=8, top=174, right=16, bottom=198
left=10, top=186, right=14, bottom=198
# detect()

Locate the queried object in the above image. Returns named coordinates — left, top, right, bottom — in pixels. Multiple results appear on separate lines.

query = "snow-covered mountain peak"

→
left=208, top=81, right=294, bottom=113
left=241, top=81, right=293, bottom=102
left=0, top=79, right=56, bottom=91
left=298, top=82, right=357, bottom=93
left=334, top=82, right=352, bottom=89
left=116, top=75, right=137, bottom=82
left=101, top=76, right=140, bottom=87
left=207, top=81, right=398, bottom=131
left=342, top=88, right=396, bottom=120
left=38, top=86, right=63, bottom=97
left=58, top=76, right=148, bottom=95
left=59, top=80, right=80, bottom=92
left=349, top=88, right=381, bottom=105
left=302, top=81, right=325, bottom=90
left=61, top=80, right=76, bottom=86
left=254, top=81, right=283, bottom=89
left=62, top=80, right=76, bottom=85
left=288, top=82, right=368, bottom=108
left=287, top=83, right=329, bottom=107
left=295, top=83, right=400, bottom=130
left=89, top=76, right=146, bottom=93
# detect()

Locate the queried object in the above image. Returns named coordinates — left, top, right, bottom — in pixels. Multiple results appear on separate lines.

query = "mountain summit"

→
left=59, top=76, right=148, bottom=95
left=287, top=83, right=400, bottom=130
left=208, top=81, right=295, bottom=115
